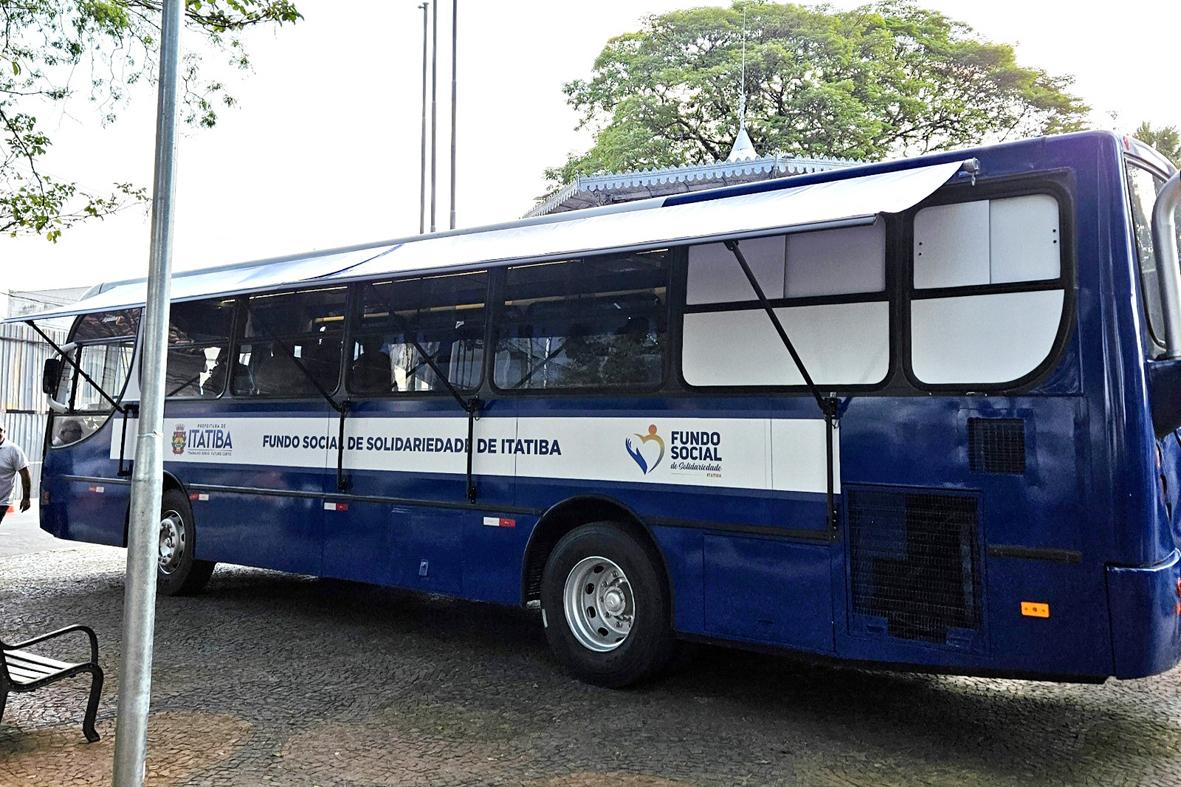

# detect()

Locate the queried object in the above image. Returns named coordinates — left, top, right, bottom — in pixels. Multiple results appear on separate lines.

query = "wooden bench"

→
left=1, top=625, right=104, bottom=742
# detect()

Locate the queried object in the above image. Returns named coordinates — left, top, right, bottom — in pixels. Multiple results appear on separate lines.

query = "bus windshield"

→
left=50, top=308, right=139, bottom=446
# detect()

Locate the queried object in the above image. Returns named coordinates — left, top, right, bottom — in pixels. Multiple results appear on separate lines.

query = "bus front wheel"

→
left=156, top=488, right=215, bottom=596
left=540, top=522, right=674, bottom=687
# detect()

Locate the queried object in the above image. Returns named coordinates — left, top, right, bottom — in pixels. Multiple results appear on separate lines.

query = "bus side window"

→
left=233, top=288, right=347, bottom=398
left=909, top=193, right=1065, bottom=386
left=682, top=224, right=887, bottom=388
left=493, top=252, right=669, bottom=391
left=164, top=298, right=235, bottom=398
left=348, top=272, right=487, bottom=396
left=1124, top=163, right=1181, bottom=355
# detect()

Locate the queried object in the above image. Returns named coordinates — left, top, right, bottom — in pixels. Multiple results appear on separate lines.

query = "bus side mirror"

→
left=42, top=357, right=61, bottom=395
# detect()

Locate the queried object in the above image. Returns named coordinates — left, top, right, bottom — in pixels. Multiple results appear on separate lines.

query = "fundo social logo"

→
left=625, top=424, right=665, bottom=475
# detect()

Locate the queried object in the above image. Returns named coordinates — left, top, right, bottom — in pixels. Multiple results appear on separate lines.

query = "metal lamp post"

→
left=112, top=0, right=183, bottom=782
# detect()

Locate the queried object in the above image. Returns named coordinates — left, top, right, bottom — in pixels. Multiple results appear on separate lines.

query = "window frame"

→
left=1123, top=156, right=1174, bottom=358
left=230, top=286, right=348, bottom=400
left=490, top=251, right=673, bottom=396
left=900, top=175, right=1077, bottom=394
left=163, top=297, right=239, bottom=400
left=70, top=309, right=141, bottom=344
left=344, top=271, right=490, bottom=399
left=676, top=224, right=897, bottom=394
left=61, top=338, right=139, bottom=412
left=47, top=309, right=141, bottom=451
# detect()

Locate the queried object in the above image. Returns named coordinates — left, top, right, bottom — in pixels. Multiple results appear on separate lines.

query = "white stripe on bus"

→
left=113, top=415, right=837, bottom=495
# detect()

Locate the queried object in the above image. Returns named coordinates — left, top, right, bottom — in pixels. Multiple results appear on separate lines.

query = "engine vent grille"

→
left=849, top=489, right=982, bottom=644
left=968, top=418, right=1026, bottom=475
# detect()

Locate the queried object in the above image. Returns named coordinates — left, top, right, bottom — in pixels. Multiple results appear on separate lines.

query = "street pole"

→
left=449, top=0, right=457, bottom=230
left=112, top=0, right=182, bottom=782
left=429, top=0, right=438, bottom=233
left=419, top=2, right=429, bottom=235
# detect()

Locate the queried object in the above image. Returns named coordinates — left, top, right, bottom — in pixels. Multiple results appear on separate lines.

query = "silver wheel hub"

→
left=603, top=588, right=626, bottom=615
left=158, top=512, right=186, bottom=575
left=563, top=556, right=635, bottom=653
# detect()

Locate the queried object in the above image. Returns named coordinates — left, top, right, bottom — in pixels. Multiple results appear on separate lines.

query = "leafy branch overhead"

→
left=546, top=0, right=1090, bottom=188
left=1135, top=122, right=1181, bottom=166
left=0, top=0, right=301, bottom=240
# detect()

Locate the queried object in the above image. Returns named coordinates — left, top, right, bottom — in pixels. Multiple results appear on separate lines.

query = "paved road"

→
left=0, top=502, right=77, bottom=558
left=2, top=528, right=1181, bottom=785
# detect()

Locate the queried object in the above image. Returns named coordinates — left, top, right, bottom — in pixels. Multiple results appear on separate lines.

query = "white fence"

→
left=1, top=321, right=66, bottom=502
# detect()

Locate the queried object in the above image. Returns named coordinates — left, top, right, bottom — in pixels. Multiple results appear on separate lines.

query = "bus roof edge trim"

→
left=9, top=159, right=969, bottom=323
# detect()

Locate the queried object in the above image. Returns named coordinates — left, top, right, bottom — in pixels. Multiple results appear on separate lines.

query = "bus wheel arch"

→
left=523, top=496, right=669, bottom=606
left=121, top=473, right=215, bottom=595
left=121, top=472, right=189, bottom=547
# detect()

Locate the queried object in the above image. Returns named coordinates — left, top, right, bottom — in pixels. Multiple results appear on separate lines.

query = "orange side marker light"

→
left=1021, top=601, right=1050, bottom=619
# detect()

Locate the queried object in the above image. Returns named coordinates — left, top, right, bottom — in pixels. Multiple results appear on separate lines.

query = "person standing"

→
left=0, top=423, right=31, bottom=524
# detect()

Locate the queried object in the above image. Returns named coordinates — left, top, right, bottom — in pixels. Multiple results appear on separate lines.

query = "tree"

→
left=547, top=0, right=1089, bottom=188
left=1, top=1, right=301, bottom=240
left=1134, top=122, right=1181, bottom=166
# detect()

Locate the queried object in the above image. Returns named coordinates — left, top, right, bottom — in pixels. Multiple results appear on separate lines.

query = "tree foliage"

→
left=1, top=0, right=300, bottom=240
left=1135, top=121, right=1181, bottom=166
left=547, top=0, right=1089, bottom=188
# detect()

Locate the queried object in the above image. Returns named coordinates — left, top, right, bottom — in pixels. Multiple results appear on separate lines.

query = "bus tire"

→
left=540, top=522, right=674, bottom=688
left=156, top=488, right=215, bottom=596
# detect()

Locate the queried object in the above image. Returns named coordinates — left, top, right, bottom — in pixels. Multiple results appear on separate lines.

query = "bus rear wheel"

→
left=156, top=488, right=215, bottom=596
left=541, top=522, right=674, bottom=688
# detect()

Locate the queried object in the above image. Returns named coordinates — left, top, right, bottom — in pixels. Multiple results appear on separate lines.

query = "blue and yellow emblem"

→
left=625, top=424, right=665, bottom=475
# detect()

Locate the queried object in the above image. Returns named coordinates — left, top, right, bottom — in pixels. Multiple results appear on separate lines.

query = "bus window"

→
left=682, top=223, right=888, bottom=388
left=165, top=299, right=235, bottom=398
left=686, top=223, right=886, bottom=305
left=72, top=309, right=140, bottom=342
left=232, top=288, right=346, bottom=397
left=68, top=343, right=135, bottom=411
left=349, top=271, right=486, bottom=395
left=909, top=193, right=1065, bottom=386
left=51, top=309, right=140, bottom=447
left=493, top=252, right=668, bottom=391
left=1124, top=162, right=1181, bottom=355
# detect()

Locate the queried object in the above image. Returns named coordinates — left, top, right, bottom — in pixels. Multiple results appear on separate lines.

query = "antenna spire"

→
left=727, top=3, right=757, bottom=162
left=739, top=4, right=747, bottom=126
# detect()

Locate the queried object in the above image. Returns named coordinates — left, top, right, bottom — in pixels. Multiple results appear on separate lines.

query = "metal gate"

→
left=1, top=321, right=66, bottom=500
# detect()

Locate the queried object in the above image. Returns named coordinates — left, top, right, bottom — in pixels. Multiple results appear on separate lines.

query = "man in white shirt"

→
left=0, top=423, right=31, bottom=524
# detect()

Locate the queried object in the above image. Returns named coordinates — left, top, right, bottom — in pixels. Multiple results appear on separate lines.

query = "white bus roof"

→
left=8, top=158, right=969, bottom=323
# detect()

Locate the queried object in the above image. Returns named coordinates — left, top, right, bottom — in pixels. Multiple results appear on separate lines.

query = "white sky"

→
left=3, top=0, right=1180, bottom=293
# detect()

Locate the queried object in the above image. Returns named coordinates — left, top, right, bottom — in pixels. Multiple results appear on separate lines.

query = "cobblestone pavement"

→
left=3, top=541, right=1181, bottom=786
left=0, top=503, right=72, bottom=558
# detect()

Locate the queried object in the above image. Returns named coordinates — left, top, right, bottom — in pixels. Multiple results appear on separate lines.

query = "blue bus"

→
left=16, top=130, right=1181, bottom=687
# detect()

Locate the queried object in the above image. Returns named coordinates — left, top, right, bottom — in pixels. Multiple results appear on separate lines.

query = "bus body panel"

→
left=40, top=413, right=129, bottom=547
left=511, top=392, right=837, bottom=654
left=321, top=396, right=517, bottom=596
left=163, top=400, right=330, bottom=576
left=832, top=392, right=1114, bottom=678
left=1107, top=551, right=1181, bottom=678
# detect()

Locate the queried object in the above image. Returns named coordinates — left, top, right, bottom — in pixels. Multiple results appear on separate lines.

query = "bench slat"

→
left=4, top=649, right=74, bottom=671
left=6, top=664, right=51, bottom=684
left=5, top=659, right=56, bottom=679
left=6, top=657, right=72, bottom=675
left=4, top=642, right=74, bottom=666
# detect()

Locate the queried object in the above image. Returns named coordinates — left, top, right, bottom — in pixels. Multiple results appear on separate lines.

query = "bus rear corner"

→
left=1107, top=549, right=1181, bottom=678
